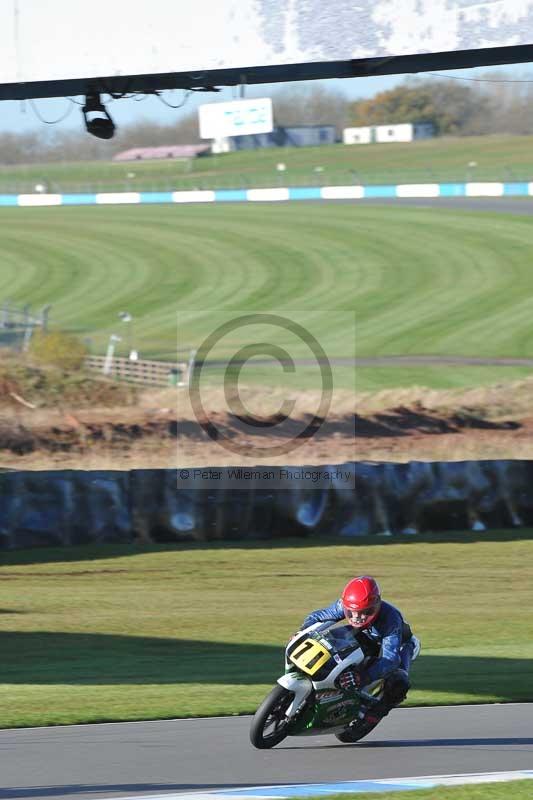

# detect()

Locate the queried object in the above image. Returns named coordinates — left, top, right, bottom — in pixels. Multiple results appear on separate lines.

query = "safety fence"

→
left=0, top=181, right=532, bottom=208
left=85, top=355, right=189, bottom=387
left=1, top=459, right=532, bottom=551
left=0, top=300, right=51, bottom=351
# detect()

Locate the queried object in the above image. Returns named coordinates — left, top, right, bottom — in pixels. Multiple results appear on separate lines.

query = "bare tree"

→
left=5, top=74, right=533, bottom=167
left=269, top=83, right=350, bottom=135
left=471, top=70, right=533, bottom=135
left=0, top=111, right=202, bottom=166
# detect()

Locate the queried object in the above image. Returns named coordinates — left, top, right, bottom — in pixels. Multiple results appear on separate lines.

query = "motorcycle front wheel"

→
left=249, top=684, right=294, bottom=749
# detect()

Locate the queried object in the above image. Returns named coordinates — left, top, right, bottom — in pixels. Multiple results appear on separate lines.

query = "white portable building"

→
left=343, top=123, right=434, bottom=145
left=343, top=127, right=373, bottom=144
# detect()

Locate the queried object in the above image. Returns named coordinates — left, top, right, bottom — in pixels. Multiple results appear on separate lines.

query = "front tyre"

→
left=250, top=684, right=294, bottom=749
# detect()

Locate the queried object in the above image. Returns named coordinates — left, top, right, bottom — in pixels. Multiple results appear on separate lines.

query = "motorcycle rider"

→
left=298, top=575, right=420, bottom=723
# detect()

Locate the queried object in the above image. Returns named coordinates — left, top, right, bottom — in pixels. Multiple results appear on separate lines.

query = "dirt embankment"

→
left=0, top=392, right=530, bottom=470
left=2, top=360, right=533, bottom=469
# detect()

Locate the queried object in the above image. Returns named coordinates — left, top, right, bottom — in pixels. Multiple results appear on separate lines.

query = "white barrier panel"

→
left=7, top=182, right=533, bottom=209
left=321, top=186, right=365, bottom=199
left=247, top=188, right=290, bottom=202
left=465, top=182, right=504, bottom=197
left=172, top=191, right=216, bottom=203
left=18, top=194, right=62, bottom=206
left=96, top=193, right=141, bottom=204
left=397, top=184, right=440, bottom=198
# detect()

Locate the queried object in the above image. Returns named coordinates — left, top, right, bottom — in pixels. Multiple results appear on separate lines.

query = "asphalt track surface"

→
left=345, top=197, right=533, bottom=213
left=0, top=704, right=532, bottom=800
left=324, top=197, right=533, bottom=214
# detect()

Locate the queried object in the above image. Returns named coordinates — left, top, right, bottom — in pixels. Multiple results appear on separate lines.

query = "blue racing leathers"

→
left=301, top=599, right=414, bottom=686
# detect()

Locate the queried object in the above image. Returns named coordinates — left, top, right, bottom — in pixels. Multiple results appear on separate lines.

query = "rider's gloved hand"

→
left=338, top=669, right=361, bottom=691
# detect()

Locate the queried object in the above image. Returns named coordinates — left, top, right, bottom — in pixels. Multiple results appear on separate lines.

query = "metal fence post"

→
left=41, top=305, right=51, bottom=332
left=180, top=348, right=197, bottom=387
left=22, top=325, right=34, bottom=352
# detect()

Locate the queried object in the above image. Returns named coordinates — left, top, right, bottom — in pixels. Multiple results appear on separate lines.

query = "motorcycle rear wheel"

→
left=335, top=716, right=381, bottom=744
left=250, top=684, right=294, bottom=749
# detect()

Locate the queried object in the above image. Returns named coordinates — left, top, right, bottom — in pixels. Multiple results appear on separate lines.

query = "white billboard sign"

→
left=199, top=99, right=273, bottom=139
left=1, top=1, right=533, bottom=99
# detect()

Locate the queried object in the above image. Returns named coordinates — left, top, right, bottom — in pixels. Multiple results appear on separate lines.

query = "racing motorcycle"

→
left=250, top=620, right=403, bottom=749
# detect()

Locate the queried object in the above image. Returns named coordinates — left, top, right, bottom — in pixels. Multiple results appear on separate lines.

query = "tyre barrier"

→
left=1, top=459, right=532, bottom=550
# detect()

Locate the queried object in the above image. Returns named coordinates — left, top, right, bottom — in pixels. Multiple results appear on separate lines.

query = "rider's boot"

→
left=363, top=668, right=411, bottom=724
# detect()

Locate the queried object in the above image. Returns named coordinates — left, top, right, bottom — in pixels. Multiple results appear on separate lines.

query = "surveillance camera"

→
left=82, top=94, right=116, bottom=139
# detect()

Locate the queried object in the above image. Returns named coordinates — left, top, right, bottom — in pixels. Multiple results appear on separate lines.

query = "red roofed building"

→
left=113, top=145, right=210, bottom=161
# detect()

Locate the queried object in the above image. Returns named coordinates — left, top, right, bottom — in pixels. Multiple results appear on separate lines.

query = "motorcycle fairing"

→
left=288, top=637, right=331, bottom=676
left=286, top=624, right=365, bottom=684
left=277, top=672, right=313, bottom=718
left=279, top=621, right=372, bottom=735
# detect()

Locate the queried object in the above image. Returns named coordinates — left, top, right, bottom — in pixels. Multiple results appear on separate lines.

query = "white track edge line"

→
left=85, top=771, right=533, bottom=800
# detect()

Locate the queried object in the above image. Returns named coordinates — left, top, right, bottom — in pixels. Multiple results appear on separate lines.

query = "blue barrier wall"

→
left=0, top=181, right=529, bottom=208
left=1, top=460, right=532, bottom=550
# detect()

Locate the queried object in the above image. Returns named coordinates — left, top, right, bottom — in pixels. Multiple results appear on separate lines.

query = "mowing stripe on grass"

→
left=4, top=201, right=533, bottom=390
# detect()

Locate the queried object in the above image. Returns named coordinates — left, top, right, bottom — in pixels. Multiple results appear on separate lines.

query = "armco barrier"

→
left=1, top=460, right=532, bottom=550
left=1, top=182, right=533, bottom=208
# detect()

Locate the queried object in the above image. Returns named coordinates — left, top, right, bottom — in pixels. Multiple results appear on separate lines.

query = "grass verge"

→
left=4, top=134, right=533, bottom=192
left=301, top=781, right=533, bottom=800
left=0, top=532, right=532, bottom=728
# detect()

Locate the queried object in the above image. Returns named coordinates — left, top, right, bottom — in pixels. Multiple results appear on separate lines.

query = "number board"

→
left=289, top=638, right=331, bottom=676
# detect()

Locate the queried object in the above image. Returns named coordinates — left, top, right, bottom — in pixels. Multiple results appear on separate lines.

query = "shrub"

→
left=29, top=330, right=88, bottom=371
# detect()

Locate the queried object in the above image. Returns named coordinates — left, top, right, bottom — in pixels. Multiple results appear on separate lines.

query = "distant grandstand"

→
left=113, top=145, right=210, bottom=162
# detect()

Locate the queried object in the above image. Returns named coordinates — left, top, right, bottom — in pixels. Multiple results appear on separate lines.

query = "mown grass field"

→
left=0, top=533, right=532, bottom=728
left=2, top=202, right=533, bottom=392
left=3, top=134, right=533, bottom=193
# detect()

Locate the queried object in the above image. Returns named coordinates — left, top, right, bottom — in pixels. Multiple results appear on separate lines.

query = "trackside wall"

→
left=1, top=460, right=533, bottom=549
left=2, top=181, right=533, bottom=207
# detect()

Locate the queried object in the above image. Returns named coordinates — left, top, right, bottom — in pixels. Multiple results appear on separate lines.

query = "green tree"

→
left=348, top=79, right=492, bottom=135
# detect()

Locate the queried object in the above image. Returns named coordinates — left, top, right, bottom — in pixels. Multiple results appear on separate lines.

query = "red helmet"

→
left=341, top=576, right=382, bottom=629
